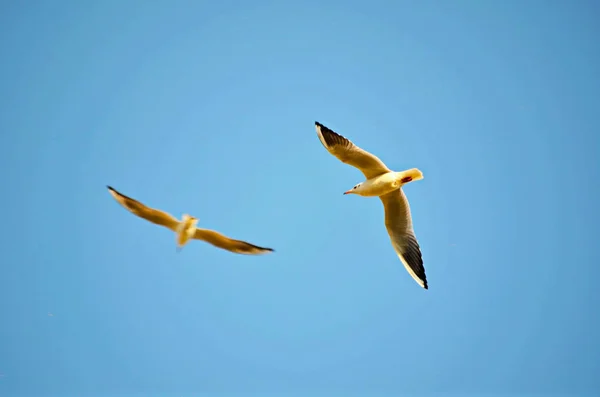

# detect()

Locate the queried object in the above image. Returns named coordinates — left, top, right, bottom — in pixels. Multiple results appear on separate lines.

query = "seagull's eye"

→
left=353, top=186, right=357, bottom=189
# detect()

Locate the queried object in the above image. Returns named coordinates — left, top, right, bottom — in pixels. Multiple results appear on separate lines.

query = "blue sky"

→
left=1, top=0, right=599, bottom=396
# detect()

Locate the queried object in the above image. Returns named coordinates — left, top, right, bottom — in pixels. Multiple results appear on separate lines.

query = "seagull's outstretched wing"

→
left=107, top=186, right=180, bottom=231
left=380, top=189, right=428, bottom=289
left=315, top=122, right=392, bottom=179
left=193, top=228, right=275, bottom=255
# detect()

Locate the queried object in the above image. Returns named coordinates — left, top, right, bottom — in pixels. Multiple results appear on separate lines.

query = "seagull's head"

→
left=343, top=183, right=363, bottom=195
left=182, top=213, right=199, bottom=226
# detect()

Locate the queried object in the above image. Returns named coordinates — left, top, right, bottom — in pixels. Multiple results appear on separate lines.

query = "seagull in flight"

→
left=315, top=122, right=428, bottom=289
left=107, top=186, right=275, bottom=255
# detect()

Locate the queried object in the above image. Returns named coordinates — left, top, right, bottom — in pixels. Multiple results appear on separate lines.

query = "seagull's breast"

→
left=360, top=172, right=401, bottom=197
left=176, top=221, right=197, bottom=246
left=175, top=220, right=186, bottom=234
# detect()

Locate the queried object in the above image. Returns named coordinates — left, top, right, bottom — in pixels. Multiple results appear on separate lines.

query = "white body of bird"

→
left=346, top=168, right=424, bottom=197
left=176, top=214, right=199, bottom=249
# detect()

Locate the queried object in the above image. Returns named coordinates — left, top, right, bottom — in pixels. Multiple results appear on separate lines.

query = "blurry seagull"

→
left=107, top=186, right=275, bottom=255
left=315, top=122, right=428, bottom=289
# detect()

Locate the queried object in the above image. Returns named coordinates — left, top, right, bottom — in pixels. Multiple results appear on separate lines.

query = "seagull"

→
left=315, top=122, right=428, bottom=289
left=107, top=186, right=275, bottom=255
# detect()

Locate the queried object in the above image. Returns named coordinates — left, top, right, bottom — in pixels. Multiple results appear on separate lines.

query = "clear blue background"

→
left=1, top=0, right=599, bottom=396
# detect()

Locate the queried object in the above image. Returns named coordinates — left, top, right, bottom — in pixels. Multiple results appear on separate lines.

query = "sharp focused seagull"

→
left=107, top=186, right=275, bottom=255
left=315, top=122, right=428, bottom=289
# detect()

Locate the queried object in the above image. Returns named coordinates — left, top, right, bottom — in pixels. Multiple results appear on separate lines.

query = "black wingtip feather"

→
left=315, top=122, right=347, bottom=147
left=315, top=122, right=334, bottom=134
left=401, top=235, right=428, bottom=290
left=245, top=242, right=275, bottom=253
left=315, top=121, right=330, bottom=132
left=106, top=186, right=139, bottom=204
